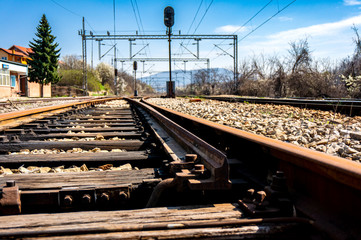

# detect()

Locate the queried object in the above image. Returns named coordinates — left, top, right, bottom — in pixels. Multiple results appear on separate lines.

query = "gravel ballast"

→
left=147, top=98, right=361, bottom=162
left=0, top=99, right=81, bottom=114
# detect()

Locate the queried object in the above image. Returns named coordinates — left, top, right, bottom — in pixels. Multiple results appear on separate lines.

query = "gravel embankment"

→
left=147, top=98, right=361, bottom=162
left=0, top=99, right=133, bottom=175
left=0, top=99, right=82, bottom=114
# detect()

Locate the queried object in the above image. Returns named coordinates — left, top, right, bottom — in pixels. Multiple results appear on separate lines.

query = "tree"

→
left=59, top=55, right=82, bottom=70
left=28, top=14, right=61, bottom=97
left=288, top=39, right=311, bottom=74
left=96, top=62, right=114, bottom=87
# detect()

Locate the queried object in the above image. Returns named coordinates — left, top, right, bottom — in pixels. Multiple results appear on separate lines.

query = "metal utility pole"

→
left=120, top=60, right=125, bottom=72
left=82, top=17, right=87, bottom=96
left=164, top=6, right=175, bottom=98
left=183, top=60, right=187, bottom=88
left=129, top=39, right=135, bottom=59
left=234, top=35, right=238, bottom=90
left=113, top=0, right=118, bottom=95
left=195, top=38, right=201, bottom=59
left=91, top=33, right=93, bottom=69
left=133, top=61, right=138, bottom=96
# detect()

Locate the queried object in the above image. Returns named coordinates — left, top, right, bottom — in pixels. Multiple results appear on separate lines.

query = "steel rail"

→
left=202, top=96, right=361, bottom=116
left=142, top=98, right=361, bottom=239
left=142, top=98, right=361, bottom=189
left=0, top=97, right=120, bottom=131
left=126, top=98, right=231, bottom=192
left=0, top=96, right=102, bottom=106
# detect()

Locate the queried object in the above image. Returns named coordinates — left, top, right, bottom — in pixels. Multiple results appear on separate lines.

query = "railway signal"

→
left=164, top=6, right=175, bottom=98
left=133, top=61, right=138, bottom=96
left=164, top=6, right=174, bottom=28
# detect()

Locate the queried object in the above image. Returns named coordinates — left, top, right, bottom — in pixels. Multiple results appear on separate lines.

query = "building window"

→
left=11, top=75, right=16, bottom=87
left=0, top=69, right=10, bottom=86
left=1, top=57, right=7, bottom=60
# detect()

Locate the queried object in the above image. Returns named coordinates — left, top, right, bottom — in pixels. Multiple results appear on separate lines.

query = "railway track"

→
left=0, top=97, right=360, bottom=239
left=203, top=95, right=361, bottom=116
left=0, top=96, right=102, bottom=107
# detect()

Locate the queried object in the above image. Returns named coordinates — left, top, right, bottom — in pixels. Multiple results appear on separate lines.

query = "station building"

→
left=0, top=45, right=51, bottom=98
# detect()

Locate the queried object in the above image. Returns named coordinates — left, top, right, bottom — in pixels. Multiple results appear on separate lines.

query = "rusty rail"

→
left=0, top=97, right=120, bottom=131
left=202, top=96, right=361, bottom=116
left=142, top=98, right=361, bottom=239
left=127, top=98, right=231, bottom=194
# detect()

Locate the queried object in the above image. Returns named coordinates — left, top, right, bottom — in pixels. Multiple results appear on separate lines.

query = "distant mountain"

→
left=139, top=68, right=233, bottom=92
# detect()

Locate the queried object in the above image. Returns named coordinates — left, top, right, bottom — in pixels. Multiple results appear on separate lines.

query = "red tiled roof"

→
left=0, top=48, right=25, bottom=57
left=9, top=45, right=33, bottom=56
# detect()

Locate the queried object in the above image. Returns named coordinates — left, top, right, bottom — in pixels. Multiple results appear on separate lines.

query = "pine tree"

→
left=28, top=14, right=61, bottom=97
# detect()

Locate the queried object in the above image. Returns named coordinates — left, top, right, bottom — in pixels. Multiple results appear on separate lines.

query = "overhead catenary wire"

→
left=231, top=0, right=273, bottom=36
left=192, top=0, right=214, bottom=35
left=130, top=0, right=151, bottom=59
left=135, top=0, right=152, bottom=57
left=184, top=0, right=214, bottom=47
left=50, top=0, right=96, bottom=33
left=130, top=0, right=142, bottom=34
left=177, top=0, right=214, bottom=71
left=177, top=0, right=204, bottom=56
left=210, top=0, right=297, bottom=62
left=205, top=0, right=273, bottom=58
left=187, top=0, right=204, bottom=35
left=237, top=0, right=297, bottom=44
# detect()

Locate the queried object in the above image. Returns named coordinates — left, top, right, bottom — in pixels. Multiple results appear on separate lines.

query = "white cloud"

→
left=267, top=15, right=361, bottom=41
left=215, top=25, right=248, bottom=33
left=278, top=16, right=293, bottom=22
left=238, top=14, right=361, bottom=60
left=344, top=0, right=361, bottom=6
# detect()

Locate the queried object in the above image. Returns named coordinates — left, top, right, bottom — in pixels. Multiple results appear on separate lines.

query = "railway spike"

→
left=6, top=180, right=16, bottom=187
left=185, top=154, right=197, bottom=162
left=100, top=193, right=110, bottom=203
left=63, top=195, right=73, bottom=207
left=119, top=191, right=128, bottom=201
left=81, top=194, right=92, bottom=205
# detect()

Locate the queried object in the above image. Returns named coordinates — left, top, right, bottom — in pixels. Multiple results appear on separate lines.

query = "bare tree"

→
left=193, top=69, right=209, bottom=95
left=287, top=39, right=312, bottom=74
left=269, top=56, right=287, bottom=97
left=59, top=55, right=83, bottom=70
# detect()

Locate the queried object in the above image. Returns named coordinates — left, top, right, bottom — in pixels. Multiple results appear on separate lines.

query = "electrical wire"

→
left=130, top=0, right=151, bottom=59
left=134, top=0, right=145, bottom=34
left=231, top=0, right=273, bottom=35
left=205, top=0, right=273, bottom=58
left=210, top=0, right=297, bottom=62
left=188, top=0, right=204, bottom=34
left=178, top=0, right=214, bottom=68
left=135, top=0, right=152, bottom=57
left=192, top=0, right=214, bottom=35
left=177, top=0, right=204, bottom=56
left=50, top=0, right=96, bottom=32
left=237, top=0, right=296, bottom=43
left=130, top=0, right=142, bottom=34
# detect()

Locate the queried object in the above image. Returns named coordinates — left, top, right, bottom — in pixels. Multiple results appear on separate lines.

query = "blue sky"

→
left=2, top=0, right=361, bottom=77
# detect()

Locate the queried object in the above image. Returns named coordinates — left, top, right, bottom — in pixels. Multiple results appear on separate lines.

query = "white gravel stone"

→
left=0, top=99, right=82, bottom=114
left=147, top=97, right=361, bottom=161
